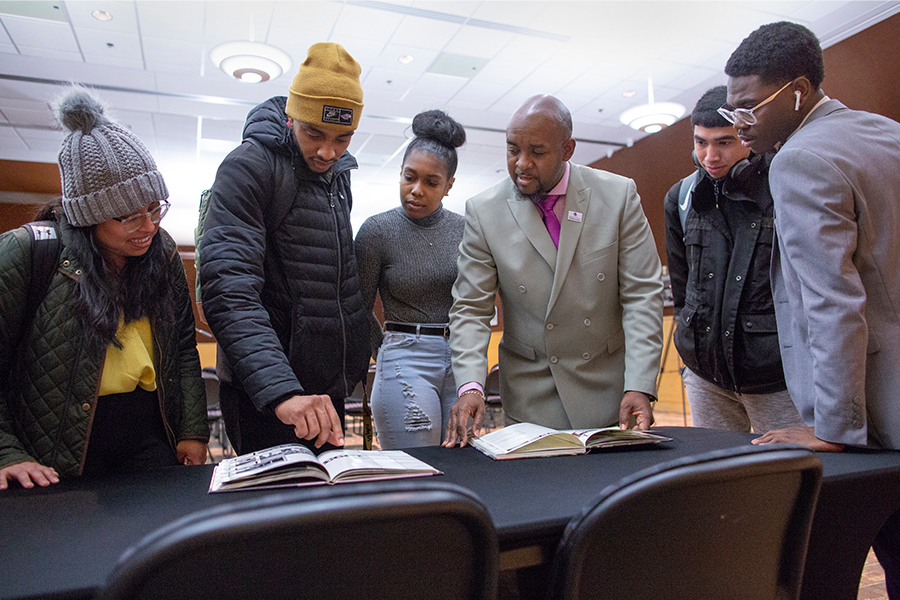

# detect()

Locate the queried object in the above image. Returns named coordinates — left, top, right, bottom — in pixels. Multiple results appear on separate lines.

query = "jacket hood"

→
left=242, top=96, right=293, bottom=155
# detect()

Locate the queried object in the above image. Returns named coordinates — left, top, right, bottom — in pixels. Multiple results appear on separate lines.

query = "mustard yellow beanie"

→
left=285, top=42, right=363, bottom=130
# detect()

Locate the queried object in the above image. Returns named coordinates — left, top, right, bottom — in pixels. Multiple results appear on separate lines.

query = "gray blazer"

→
left=769, top=99, right=900, bottom=449
left=449, top=163, right=663, bottom=430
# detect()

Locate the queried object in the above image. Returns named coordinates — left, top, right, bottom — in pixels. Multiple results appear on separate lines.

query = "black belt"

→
left=384, top=322, right=450, bottom=338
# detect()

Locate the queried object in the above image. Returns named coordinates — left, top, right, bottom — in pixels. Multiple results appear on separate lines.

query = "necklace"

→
left=413, top=227, right=434, bottom=247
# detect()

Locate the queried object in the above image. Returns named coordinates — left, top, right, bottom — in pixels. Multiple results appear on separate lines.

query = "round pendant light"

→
left=619, top=76, right=685, bottom=134
left=210, top=41, right=292, bottom=84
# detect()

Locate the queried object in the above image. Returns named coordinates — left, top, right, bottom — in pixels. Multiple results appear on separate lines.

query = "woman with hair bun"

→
left=355, top=109, right=466, bottom=449
left=0, top=87, right=208, bottom=489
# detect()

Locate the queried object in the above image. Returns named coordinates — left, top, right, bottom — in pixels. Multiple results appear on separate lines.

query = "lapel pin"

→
left=568, top=211, right=583, bottom=223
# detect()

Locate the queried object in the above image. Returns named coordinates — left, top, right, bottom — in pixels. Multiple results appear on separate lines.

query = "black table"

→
left=2, top=426, right=899, bottom=600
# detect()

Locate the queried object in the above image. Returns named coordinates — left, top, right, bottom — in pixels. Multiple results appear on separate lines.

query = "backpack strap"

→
left=20, top=220, right=62, bottom=346
left=678, top=171, right=698, bottom=232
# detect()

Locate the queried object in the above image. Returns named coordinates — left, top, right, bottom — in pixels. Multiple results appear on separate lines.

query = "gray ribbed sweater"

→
left=355, top=205, right=465, bottom=354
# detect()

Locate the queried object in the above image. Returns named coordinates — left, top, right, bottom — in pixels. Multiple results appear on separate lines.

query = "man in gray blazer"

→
left=443, top=95, right=663, bottom=447
left=724, top=21, right=900, bottom=595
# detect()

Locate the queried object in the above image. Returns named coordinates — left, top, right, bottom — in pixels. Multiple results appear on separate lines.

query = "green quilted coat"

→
left=0, top=223, right=209, bottom=477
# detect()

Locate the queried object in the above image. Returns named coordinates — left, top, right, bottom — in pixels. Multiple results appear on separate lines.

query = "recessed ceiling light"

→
left=91, top=10, right=112, bottom=21
left=397, top=55, right=414, bottom=64
left=622, top=90, right=637, bottom=98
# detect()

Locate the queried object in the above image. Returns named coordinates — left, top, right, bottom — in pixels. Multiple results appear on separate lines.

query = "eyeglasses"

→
left=717, top=79, right=795, bottom=126
left=112, top=201, right=170, bottom=233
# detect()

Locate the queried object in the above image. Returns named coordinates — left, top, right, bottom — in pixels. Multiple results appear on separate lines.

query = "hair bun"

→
left=411, top=109, right=465, bottom=149
left=55, top=86, right=111, bottom=135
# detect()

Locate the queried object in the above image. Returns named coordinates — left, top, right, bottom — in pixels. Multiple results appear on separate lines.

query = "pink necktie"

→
left=537, top=195, right=561, bottom=248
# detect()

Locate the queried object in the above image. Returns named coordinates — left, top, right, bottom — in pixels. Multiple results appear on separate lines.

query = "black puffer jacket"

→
left=199, top=96, right=370, bottom=411
left=664, top=154, right=786, bottom=394
left=0, top=222, right=208, bottom=476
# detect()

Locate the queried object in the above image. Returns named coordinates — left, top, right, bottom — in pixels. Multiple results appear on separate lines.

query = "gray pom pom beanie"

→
left=55, top=86, right=168, bottom=227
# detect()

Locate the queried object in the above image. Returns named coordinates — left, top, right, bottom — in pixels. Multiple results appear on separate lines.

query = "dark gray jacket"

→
left=664, top=154, right=786, bottom=394
left=199, top=96, right=370, bottom=412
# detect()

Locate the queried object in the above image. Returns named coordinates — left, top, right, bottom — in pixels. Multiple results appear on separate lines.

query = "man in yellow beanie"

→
left=199, top=42, right=371, bottom=455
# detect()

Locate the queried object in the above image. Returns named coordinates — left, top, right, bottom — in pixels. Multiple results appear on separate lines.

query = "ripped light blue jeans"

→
left=372, top=330, right=456, bottom=449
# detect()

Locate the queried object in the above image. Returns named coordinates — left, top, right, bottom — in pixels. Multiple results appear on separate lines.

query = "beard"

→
left=513, top=187, right=543, bottom=203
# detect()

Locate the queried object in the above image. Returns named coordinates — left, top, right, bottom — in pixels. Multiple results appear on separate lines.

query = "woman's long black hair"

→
left=36, top=201, right=174, bottom=353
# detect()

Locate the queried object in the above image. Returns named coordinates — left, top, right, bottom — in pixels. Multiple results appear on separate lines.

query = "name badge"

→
left=568, top=211, right=583, bottom=223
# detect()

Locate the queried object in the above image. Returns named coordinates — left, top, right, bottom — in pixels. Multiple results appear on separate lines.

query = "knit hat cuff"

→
left=285, top=93, right=363, bottom=130
left=62, top=169, right=169, bottom=227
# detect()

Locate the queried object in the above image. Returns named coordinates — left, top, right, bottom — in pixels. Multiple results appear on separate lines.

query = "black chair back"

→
left=548, top=444, right=822, bottom=600
left=99, top=481, right=499, bottom=600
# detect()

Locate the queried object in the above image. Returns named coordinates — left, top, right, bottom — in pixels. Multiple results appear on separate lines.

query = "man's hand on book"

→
left=619, top=391, right=654, bottom=431
left=443, top=391, right=486, bottom=448
left=274, top=394, right=344, bottom=448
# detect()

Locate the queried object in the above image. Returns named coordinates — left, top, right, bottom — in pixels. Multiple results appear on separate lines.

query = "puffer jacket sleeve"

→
left=167, top=242, right=209, bottom=442
left=199, top=141, right=304, bottom=412
left=0, top=229, right=41, bottom=468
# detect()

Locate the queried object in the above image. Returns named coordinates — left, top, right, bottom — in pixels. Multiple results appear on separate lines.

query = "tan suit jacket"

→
left=450, top=163, right=663, bottom=429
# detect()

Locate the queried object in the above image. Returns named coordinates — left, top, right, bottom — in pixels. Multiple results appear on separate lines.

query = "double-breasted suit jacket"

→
left=769, top=99, right=900, bottom=449
left=449, top=163, right=663, bottom=430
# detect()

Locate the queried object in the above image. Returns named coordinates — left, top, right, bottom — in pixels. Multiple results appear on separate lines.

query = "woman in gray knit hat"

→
left=355, top=110, right=466, bottom=449
left=0, top=87, right=209, bottom=490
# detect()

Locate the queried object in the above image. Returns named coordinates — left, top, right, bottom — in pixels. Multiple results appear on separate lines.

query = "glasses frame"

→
left=718, top=79, right=795, bottom=126
left=113, top=201, right=170, bottom=233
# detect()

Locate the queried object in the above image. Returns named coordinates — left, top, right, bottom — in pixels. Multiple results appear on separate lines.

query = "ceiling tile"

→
left=135, top=1, right=206, bottom=41
left=388, top=15, right=461, bottom=50
left=331, top=4, right=404, bottom=41
left=442, top=24, right=512, bottom=58
left=65, top=0, right=139, bottom=34
left=268, top=2, right=342, bottom=42
left=372, top=45, right=439, bottom=74
left=2, top=15, right=78, bottom=52
left=363, top=66, right=422, bottom=96
left=76, top=28, right=143, bottom=59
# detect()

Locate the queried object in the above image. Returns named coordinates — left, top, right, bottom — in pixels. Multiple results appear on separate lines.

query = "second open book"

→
left=470, top=422, right=672, bottom=460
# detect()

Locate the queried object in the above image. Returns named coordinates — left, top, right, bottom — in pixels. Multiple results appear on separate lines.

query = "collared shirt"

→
left=539, top=162, right=571, bottom=226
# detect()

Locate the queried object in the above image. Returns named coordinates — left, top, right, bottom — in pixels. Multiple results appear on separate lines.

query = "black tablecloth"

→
left=2, top=426, right=899, bottom=600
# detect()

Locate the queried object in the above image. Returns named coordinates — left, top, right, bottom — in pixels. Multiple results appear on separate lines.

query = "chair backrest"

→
left=548, top=444, right=822, bottom=600
left=99, top=481, right=499, bottom=600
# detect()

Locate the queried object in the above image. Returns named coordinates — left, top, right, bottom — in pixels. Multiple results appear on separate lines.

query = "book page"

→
left=562, top=427, right=672, bottom=448
left=211, top=443, right=328, bottom=490
left=319, top=450, right=440, bottom=482
left=471, top=422, right=573, bottom=454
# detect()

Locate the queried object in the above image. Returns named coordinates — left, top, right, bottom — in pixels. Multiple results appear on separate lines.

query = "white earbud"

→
left=794, top=91, right=801, bottom=111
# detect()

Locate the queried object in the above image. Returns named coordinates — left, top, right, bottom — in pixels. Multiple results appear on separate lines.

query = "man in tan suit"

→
left=444, top=95, right=663, bottom=447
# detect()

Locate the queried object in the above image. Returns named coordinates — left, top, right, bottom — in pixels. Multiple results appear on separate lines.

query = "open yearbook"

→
left=209, top=444, right=442, bottom=492
left=470, top=422, right=672, bottom=460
